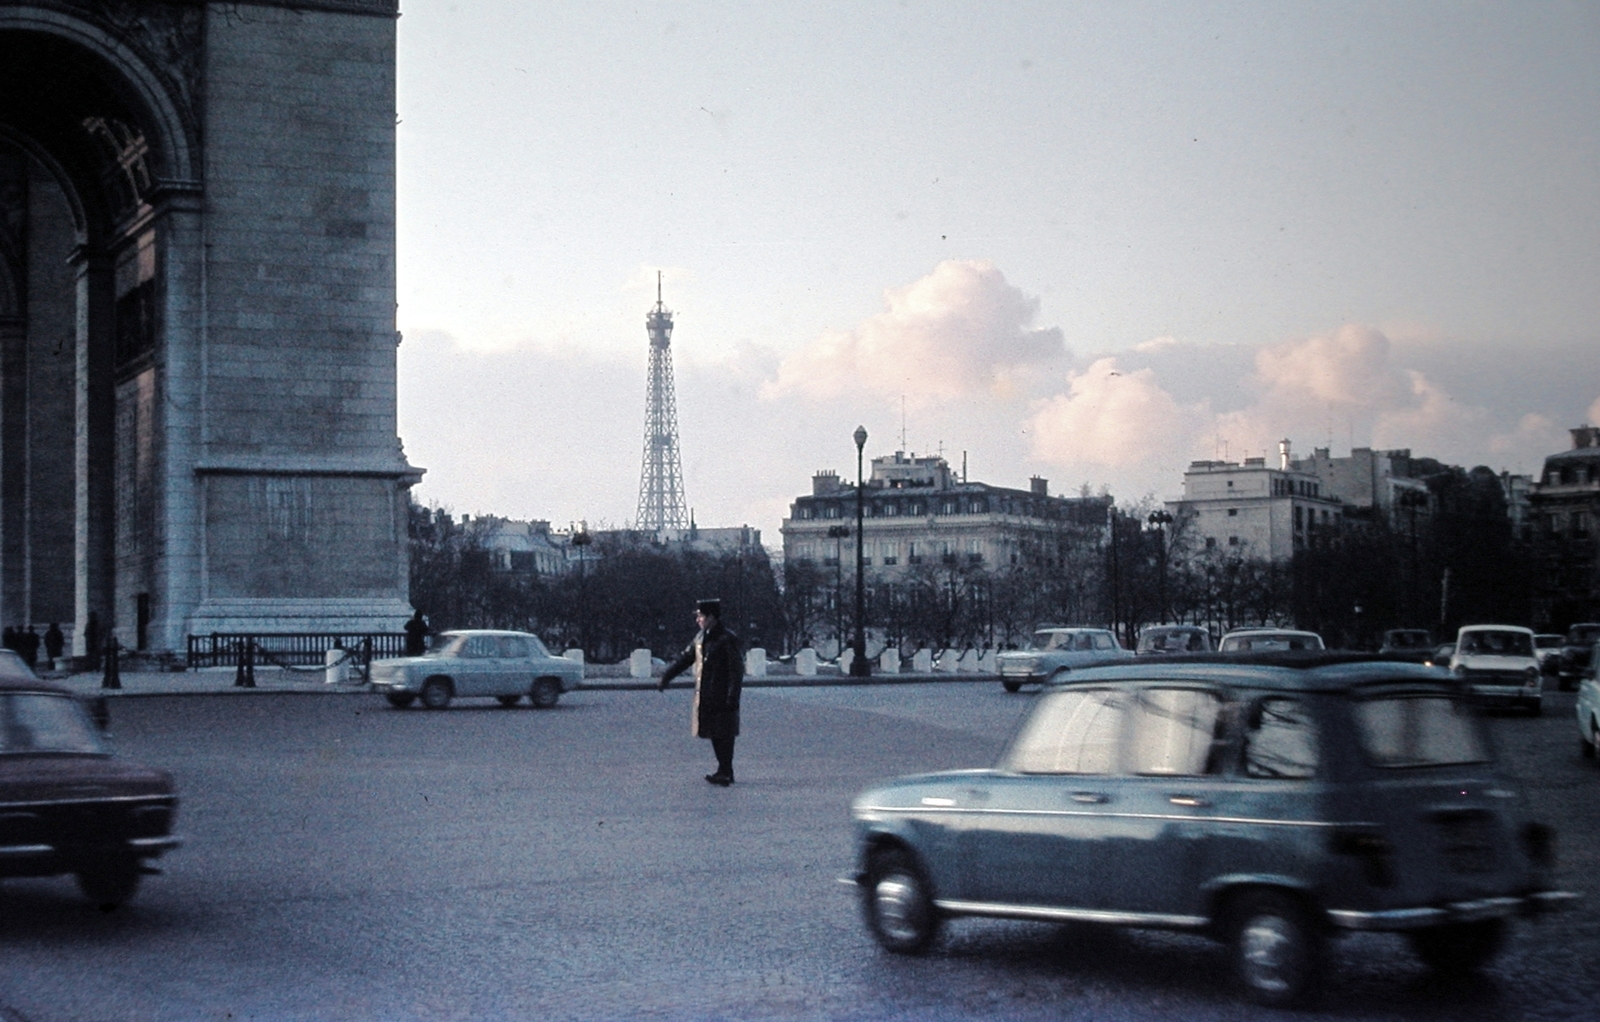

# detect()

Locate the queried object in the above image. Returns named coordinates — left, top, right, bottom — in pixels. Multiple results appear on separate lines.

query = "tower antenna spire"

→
left=636, top=274, right=688, bottom=534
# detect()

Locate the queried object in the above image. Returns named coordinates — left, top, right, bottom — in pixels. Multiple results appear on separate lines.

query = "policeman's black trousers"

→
left=711, top=735, right=735, bottom=779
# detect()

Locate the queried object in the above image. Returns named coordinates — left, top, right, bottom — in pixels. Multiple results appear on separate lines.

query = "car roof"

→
left=1143, top=624, right=1204, bottom=633
left=1061, top=652, right=1452, bottom=694
left=1457, top=624, right=1533, bottom=634
left=1220, top=628, right=1320, bottom=638
left=437, top=629, right=535, bottom=637
left=1035, top=626, right=1106, bottom=633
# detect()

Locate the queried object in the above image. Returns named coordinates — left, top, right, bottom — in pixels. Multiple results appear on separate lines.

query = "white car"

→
left=1577, top=655, right=1600, bottom=761
left=368, top=630, right=581, bottom=710
left=995, top=627, right=1133, bottom=692
left=1450, top=625, right=1542, bottom=715
left=1217, top=628, right=1325, bottom=653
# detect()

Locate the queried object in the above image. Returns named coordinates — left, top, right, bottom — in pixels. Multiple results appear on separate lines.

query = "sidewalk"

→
left=51, top=666, right=1001, bottom=697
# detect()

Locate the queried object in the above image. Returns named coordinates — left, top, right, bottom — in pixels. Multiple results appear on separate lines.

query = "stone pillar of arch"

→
left=1, top=1, right=418, bottom=656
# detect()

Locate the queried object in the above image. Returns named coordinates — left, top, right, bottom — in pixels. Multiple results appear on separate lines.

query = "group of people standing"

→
left=3, top=622, right=65, bottom=669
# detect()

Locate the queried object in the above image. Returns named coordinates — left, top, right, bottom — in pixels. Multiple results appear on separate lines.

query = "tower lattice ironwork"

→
left=635, top=274, right=688, bottom=532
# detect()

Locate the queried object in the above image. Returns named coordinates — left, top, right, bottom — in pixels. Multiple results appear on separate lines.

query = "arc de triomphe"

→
left=0, top=0, right=419, bottom=655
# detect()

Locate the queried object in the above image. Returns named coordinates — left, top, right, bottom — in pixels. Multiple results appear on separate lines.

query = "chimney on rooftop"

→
left=1572, top=426, right=1600, bottom=450
left=1279, top=439, right=1291, bottom=470
left=1030, top=476, right=1048, bottom=496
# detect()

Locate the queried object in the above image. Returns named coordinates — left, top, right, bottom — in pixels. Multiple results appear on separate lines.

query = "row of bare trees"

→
left=411, top=463, right=1532, bottom=661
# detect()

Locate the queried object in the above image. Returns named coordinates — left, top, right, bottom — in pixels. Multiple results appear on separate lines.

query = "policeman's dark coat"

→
left=662, top=622, right=743, bottom=740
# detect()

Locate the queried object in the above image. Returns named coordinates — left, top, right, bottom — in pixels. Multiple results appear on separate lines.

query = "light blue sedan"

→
left=368, top=630, right=581, bottom=710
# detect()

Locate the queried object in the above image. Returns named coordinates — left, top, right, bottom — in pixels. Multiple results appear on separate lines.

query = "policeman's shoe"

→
left=704, top=772, right=733, bottom=786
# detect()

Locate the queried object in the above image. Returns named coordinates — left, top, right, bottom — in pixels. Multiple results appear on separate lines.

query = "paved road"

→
left=0, top=683, right=1595, bottom=1022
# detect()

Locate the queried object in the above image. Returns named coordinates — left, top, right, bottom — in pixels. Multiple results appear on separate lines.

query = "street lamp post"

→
left=851, top=425, right=872, bottom=676
left=1147, top=509, right=1173, bottom=625
left=572, top=527, right=593, bottom=657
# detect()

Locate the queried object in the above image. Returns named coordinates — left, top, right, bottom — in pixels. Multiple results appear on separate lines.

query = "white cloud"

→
left=1030, top=358, right=1207, bottom=468
left=765, top=260, right=1066, bottom=404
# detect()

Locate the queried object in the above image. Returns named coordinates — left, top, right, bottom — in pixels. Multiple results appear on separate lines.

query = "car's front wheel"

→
left=1227, top=890, right=1324, bottom=1008
left=862, top=848, right=940, bottom=954
left=385, top=693, right=416, bottom=709
left=76, top=855, right=142, bottom=911
left=530, top=677, right=562, bottom=709
left=419, top=678, right=452, bottom=710
left=1583, top=717, right=1597, bottom=759
left=1407, top=919, right=1506, bottom=974
left=1001, top=679, right=1022, bottom=693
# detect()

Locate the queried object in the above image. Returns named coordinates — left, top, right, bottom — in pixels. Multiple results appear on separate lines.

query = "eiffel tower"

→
left=635, top=273, right=688, bottom=533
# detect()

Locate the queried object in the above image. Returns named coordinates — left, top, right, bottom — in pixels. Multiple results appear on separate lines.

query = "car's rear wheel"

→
left=385, top=693, right=416, bottom=709
left=76, top=855, right=142, bottom=911
left=1407, top=919, right=1506, bottom=974
left=1001, top=679, right=1022, bottom=693
left=1583, top=717, right=1598, bottom=759
left=1227, top=890, right=1323, bottom=1008
left=863, top=848, right=940, bottom=954
left=496, top=695, right=521, bottom=708
left=530, top=677, right=561, bottom=709
left=419, top=678, right=452, bottom=710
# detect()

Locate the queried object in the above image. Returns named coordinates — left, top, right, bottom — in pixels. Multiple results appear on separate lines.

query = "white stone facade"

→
left=0, top=2, right=417, bottom=652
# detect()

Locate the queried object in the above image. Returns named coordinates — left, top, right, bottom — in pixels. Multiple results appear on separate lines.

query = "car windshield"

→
left=1028, top=631, right=1079, bottom=652
left=1139, top=629, right=1206, bottom=652
left=1354, top=695, right=1489, bottom=768
left=1568, top=625, right=1600, bottom=644
left=1457, top=631, right=1533, bottom=657
left=1221, top=632, right=1322, bottom=652
left=0, top=693, right=105, bottom=755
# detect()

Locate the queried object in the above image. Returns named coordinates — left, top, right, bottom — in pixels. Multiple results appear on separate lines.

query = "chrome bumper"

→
left=1329, top=890, right=1580, bottom=931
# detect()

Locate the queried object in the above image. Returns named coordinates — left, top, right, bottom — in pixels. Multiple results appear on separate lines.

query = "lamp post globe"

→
left=850, top=426, right=871, bottom=676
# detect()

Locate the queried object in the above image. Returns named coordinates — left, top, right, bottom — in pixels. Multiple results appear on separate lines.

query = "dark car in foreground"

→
left=1556, top=622, right=1600, bottom=691
left=848, top=654, right=1577, bottom=1007
left=0, top=652, right=179, bottom=908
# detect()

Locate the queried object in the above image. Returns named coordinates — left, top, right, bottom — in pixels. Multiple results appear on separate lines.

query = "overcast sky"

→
left=394, top=1, right=1600, bottom=542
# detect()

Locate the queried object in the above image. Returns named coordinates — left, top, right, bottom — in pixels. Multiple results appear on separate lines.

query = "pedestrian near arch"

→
left=658, top=599, right=744, bottom=786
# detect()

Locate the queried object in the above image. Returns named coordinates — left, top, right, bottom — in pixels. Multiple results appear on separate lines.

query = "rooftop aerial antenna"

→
left=899, top=395, right=908, bottom=452
left=635, top=272, right=688, bottom=533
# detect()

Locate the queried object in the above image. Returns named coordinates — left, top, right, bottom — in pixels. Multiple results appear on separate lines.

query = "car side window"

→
left=1127, top=688, right=1224, bottom=775
left=462, top=636, right=496, bottom=658
left=498, top=636, right=528, bottom=658
left=1008, top=689, right=1126, bottom=774
left=1073, top=633, right=1094, bottom=651
left=1093, top=633, right=1116, bottom=651
left=1243, top=697, right=1319, bottom=779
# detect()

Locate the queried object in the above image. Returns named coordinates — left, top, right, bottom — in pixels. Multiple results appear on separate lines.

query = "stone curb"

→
left=51, top=670, right=1005, bottom=698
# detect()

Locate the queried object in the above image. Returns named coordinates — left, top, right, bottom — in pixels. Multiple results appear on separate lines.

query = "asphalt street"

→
left=0, top=682, right=1595, bottom=1022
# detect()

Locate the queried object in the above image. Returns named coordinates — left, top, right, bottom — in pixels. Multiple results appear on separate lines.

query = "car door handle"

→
left=1168, top=795, right=1210, bottom=808
left=1070, top=792, right=1109, bottom=804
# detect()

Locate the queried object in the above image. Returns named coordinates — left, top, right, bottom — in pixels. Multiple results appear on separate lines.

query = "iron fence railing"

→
left=187, top=633, right=408, bottom=669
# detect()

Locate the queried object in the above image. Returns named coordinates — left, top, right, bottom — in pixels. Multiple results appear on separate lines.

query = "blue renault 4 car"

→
left=848, top=653, right=1578, bottom=1007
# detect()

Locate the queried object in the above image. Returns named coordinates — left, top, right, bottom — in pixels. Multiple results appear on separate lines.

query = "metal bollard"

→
left=233, top=638, right=255, bottom=688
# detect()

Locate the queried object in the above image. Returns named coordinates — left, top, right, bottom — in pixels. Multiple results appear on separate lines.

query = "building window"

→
left=940, top=500, right=956, bottom=515
left=882, top=503, right=898, bottom=516
left=1228, top=536, right=1240, bottom=546
left=1205, top=537, right=1217, bottom=549
left=910, top=502, right=925, bottom=516
left=823, top=504, right=839, bottom=519
left=1575, top=512, right=1592, bottom=538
